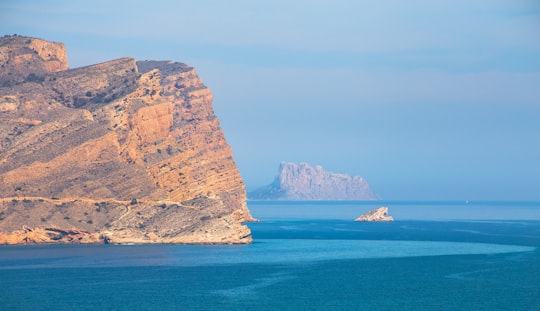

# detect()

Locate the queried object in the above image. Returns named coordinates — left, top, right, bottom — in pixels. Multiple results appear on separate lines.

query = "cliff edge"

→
left=249, top=162, right=377, bottom=200
left=0, top=35, right=254, bottom=244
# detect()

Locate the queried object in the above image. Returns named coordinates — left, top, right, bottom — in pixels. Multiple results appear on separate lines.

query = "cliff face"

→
left=0, top=35, right=254, bottom=244
left=249, top=162, right=377, bottom=200
left=0, top=35, right=67, bottom=84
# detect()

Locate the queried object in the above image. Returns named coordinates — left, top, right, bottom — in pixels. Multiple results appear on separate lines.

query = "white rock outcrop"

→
left=355, top=207, right=393, bottom=222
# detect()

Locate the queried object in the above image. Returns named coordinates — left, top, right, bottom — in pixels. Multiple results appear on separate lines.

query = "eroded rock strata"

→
left=0, top=35, right=254, bottom=244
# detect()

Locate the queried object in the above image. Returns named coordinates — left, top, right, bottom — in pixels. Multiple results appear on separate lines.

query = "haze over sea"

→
left=1, top=201, right=539, bottom=310
left=2, top=1, right=539, bottom=201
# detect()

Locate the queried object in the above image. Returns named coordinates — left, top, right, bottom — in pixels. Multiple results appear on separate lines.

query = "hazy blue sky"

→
left=2, top=1, right=539, bottom=200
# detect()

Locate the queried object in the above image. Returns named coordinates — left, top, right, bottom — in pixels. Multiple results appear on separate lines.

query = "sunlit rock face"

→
left=0, top=35, right=254, bottom=244
left=249, top=162, right=378, bottom=200
left=355, top=207, right=393, bottom=222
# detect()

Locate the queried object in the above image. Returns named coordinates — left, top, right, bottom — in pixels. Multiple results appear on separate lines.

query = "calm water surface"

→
left=0, top=201, right=539, bottom=310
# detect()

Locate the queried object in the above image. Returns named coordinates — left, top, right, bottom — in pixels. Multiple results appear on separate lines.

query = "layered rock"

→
left=355, top=207, right=393, bottom=222
left=0, top=35, right=67, bottom=86
left=0, top=35, right=254, bottom=244
left=249, top=162, right=377, bottom=200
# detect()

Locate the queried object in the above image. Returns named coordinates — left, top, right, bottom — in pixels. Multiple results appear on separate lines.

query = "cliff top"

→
left=0, top=35, right=68, bottom=84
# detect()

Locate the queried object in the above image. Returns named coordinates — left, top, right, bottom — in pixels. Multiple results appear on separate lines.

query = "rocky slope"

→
left=249, top=162, right=377, bottom=200
left=0, top=35, right=254, bottom=244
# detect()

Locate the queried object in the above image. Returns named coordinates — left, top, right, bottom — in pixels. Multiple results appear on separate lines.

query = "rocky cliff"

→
left=249, top=162, right=377, bottom=200
left=0, top=35, right=254, bottom=244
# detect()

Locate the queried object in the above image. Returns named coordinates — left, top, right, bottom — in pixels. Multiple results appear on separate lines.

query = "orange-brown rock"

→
left=0, top=35, right=254, bottom=244
left=0, top=35, right=67, bottom=85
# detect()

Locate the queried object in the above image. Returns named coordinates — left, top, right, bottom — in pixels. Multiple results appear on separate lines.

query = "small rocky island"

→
left=355, top=207, right=394, bottom=222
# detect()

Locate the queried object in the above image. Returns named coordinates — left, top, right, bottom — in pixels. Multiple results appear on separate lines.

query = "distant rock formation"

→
left=355, top=207, right=393, bottom=222
left=249, top=162, right=377, bottom=200
left=0, top=35, right=254, bottom=244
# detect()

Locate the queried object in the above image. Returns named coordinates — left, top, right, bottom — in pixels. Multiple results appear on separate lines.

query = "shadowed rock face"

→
left=249, top=162, right=377, bottom=200
left=0, top=35, right=254, bottom=244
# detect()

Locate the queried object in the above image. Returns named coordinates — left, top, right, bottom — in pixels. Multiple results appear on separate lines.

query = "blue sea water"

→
left=0, top=201, right=539, bottom=310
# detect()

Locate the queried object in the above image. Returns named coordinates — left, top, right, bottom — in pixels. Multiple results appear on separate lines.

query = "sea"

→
left=1, top=201, right=539, bottom=310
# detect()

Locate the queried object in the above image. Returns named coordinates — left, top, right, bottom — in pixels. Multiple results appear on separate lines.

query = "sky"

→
left=1, top=0, right=539, bottom=200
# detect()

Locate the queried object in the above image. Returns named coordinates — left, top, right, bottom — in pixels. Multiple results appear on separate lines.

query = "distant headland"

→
left=248, top=162, right=378, bottom=200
